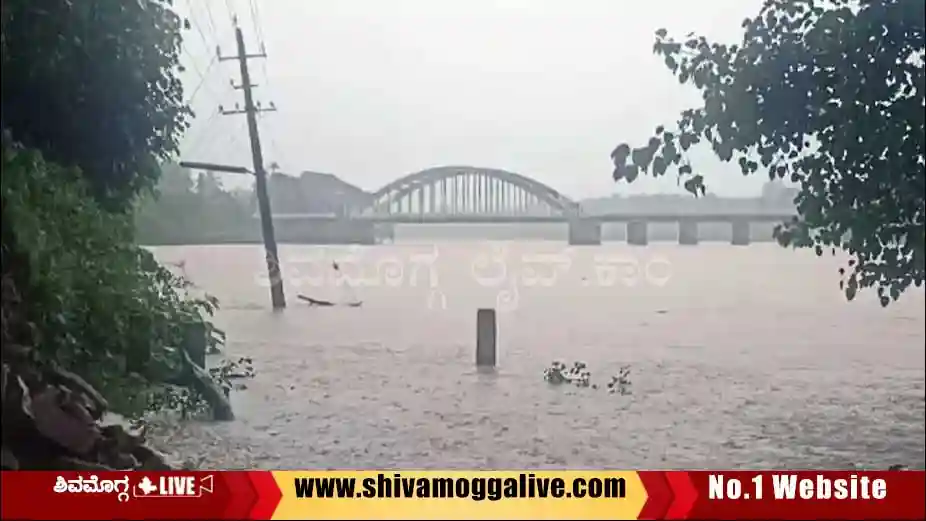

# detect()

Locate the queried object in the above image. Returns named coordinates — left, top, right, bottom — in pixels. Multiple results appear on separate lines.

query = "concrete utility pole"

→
left=218, top=26, right=286, bottom=309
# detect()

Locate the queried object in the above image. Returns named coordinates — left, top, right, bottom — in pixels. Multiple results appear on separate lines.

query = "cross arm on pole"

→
left=220, top=106, right=277, bottom=116
left=178, top=161, right=253, bottom=175
left=218, top=52, right=267, bottom=62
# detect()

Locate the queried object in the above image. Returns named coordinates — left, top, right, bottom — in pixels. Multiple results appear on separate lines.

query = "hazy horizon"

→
left=175, top=0, right=770, bottom=200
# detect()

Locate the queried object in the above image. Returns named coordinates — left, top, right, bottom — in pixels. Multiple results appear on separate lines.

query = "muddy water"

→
left=149, top=242, right=925, bottom=470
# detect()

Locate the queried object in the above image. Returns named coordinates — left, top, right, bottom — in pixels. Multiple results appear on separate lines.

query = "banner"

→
left=1, top=470, right=923, bottom=520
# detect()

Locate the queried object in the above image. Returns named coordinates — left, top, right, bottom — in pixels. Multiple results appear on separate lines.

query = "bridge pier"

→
left=731, top=220, right=751, bottom=246
left=678, top=221, right=699, bottom=245
left=568, top=219, right=602, bottom=246
left=374, top=223, right=395, bottom=244
left=627, top=220, right=648, bottom=246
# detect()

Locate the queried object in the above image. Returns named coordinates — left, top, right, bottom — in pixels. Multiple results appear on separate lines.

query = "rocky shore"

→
left=0, top=269, right=175, bottom=472
left=0, top=345, right=175, bottom=471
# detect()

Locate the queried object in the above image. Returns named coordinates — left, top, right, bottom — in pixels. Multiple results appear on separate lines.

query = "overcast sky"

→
left=175, top=0, right=767, bottom=199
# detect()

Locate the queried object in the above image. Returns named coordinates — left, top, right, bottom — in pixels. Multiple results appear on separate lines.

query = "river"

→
left=148, top=241, right=925, bottom=470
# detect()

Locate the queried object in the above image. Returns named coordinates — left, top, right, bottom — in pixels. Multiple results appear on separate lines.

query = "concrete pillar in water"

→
left=627, top=220, right=649, bottom=246
left=567, top=219, right=602, bottom=246
left=476, top=308, right=497, bottom=367
left=731, top=220, right=751, bottom=246
left=678, top=220, right=699, bottom=245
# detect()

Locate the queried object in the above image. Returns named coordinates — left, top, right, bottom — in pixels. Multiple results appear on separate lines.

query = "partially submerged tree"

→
left=611, top=0, right=924, bottom=305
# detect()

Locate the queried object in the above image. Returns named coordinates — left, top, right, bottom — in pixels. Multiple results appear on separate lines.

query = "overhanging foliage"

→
left=611, top=0, right=924, bottom=304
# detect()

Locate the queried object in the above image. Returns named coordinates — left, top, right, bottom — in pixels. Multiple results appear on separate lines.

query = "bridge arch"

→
left=354, top=166, right=579, bottom=216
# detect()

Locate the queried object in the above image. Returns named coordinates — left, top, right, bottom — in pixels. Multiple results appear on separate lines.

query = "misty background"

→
left=132, top=0, right=926, bottom=471
left=173, top=0, right=773, bottom=200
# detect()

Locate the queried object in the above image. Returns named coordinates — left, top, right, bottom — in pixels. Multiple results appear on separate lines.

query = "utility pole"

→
left=218, top=25, right=286, bottom=309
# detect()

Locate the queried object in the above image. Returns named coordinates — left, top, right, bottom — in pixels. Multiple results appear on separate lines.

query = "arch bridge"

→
left=268, top=165, right=795, bottom=246
left=350, top=166, right=581, bottom=218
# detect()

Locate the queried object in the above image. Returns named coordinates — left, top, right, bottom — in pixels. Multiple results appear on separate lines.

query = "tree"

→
left=1, top=0, right=219, bottom=423
left=135, top=165, right=257, bottom=245
left=611, top=0, right=924, bottom=305
left=159, top=162, right=195, bottom=195
left=196, top=171, right=224, bottom=199
left=1, top=0, right=191, bottom=209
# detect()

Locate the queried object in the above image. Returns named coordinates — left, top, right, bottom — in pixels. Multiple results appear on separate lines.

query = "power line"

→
left=247, top=0, right=265, bottom=47
left=223, top=116, right=250, bottom=156
left=241, top=0, right=272, bottom=130
left=185, top=54, right=219, bottom=106
left=226, top=0, right=278, bottom=171
left=181, top=46, right=229, bottom=113
left=184, top=64, right=248, bottom=153
left=182, top=48, right=207, bottom=90
left=184, top=0, right=212, bottom=52
left=178, top=0, right=231, bottom=110
left=201, top=2, right=283, bottom=171
left=182, top=80, right=246, bottom=159
left=182, top=107, right=222, bottom=158
left=203, top=1, right=220, bottom=41
left=178, top=1, right=254, bottom=161
left=257, top=111, right=289, bottom=171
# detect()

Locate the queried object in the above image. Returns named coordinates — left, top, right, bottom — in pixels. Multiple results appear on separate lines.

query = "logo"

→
left=137, top=477, right=158, bottom=496
left=132, top=474, right=214, bottom=498
left=53, top=475, right=131, bottom=502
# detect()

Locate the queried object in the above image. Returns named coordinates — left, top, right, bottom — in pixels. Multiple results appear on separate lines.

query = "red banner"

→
left=1, top=470, right=923, bottom=520
left=0, top=471, right=281, bottom=520
left=638, top=471, right=925, bottom=520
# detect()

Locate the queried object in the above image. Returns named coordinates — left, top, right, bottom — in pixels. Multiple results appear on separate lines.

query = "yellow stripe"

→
left=271, top=470, right=645, bottom=520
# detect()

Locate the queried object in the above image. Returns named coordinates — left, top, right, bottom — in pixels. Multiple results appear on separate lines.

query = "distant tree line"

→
left=135, top=165, right=377, bottom=244
left=134, top=162, right=259, bottom=244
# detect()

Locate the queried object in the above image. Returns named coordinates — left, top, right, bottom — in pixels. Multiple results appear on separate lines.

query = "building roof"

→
left=297, top=171, right=370, bottom=200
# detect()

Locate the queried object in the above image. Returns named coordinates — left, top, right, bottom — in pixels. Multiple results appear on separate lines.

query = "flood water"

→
left=149, top=241, right=925, bottom=470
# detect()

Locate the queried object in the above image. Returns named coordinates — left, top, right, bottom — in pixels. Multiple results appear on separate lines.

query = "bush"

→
left=543, top=361, right=632, bottom=395
left=1, top=143, right=217, bottom=415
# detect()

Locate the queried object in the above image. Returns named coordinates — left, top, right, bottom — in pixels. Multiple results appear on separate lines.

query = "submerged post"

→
left=476, top=308, right=497, bottom=367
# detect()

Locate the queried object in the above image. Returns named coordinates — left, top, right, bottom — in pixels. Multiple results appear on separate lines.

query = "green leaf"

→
left=652, top=157, right=668, bottom=176
left=607, top=0, right=925, bottom=305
